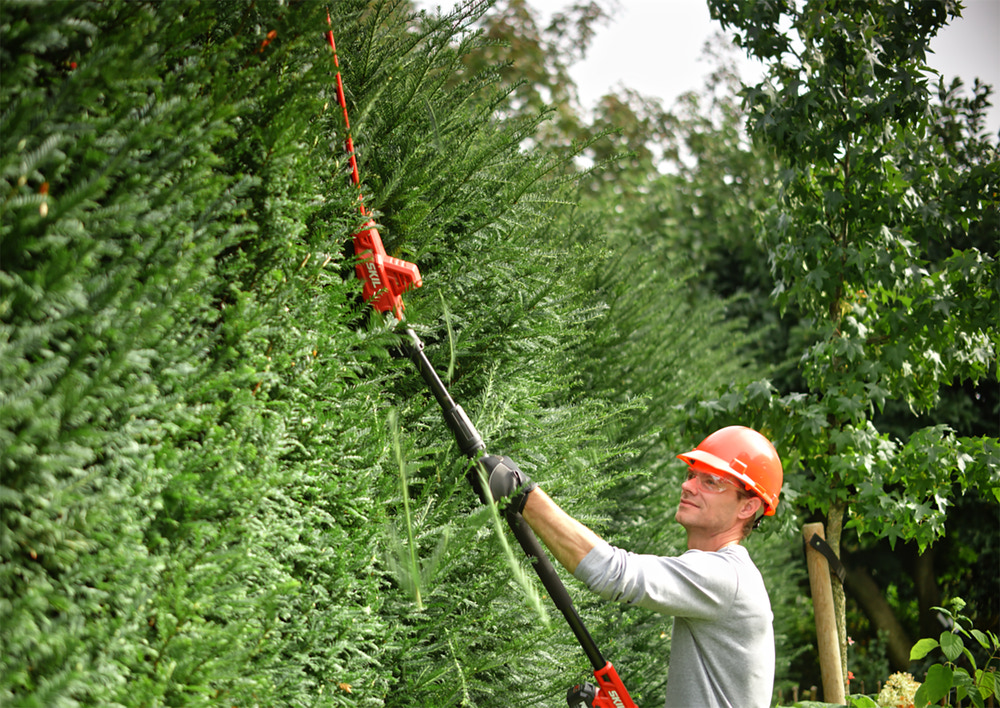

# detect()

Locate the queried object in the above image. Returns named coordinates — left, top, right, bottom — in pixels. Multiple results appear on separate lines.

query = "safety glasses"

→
left=685, top=469, right=740, bottom=494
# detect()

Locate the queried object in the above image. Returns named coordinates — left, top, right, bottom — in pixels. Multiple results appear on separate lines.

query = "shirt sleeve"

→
left=573, top=541, right=740, bottom=619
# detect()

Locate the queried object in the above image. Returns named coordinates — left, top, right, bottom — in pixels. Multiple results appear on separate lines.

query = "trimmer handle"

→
left=567, top=662, right=637, bottom=707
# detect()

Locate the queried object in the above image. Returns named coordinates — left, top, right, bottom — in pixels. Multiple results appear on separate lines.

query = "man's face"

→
left=675, top=468, right=749, bottom=534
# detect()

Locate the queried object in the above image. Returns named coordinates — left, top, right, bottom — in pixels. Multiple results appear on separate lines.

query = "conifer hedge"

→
left=0, top=0, right=617, bottom=705
left=1, top=1, right=786, bottom=706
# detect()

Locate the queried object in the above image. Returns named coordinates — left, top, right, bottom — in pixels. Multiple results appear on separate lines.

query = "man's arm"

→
left=521, top=487, right=603, bottom=574
left=472, top=455, right=603, bottom=574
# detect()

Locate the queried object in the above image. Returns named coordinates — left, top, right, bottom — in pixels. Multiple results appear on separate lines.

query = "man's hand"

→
left=469, top=454, right=537, bottom=515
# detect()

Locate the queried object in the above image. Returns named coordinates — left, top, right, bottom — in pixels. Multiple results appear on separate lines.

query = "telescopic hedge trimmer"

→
left=325, top=15, right=637, bottom=708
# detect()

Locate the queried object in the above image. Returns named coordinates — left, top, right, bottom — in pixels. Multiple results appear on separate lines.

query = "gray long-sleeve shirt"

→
left=574, top=541, right=775, bottom=708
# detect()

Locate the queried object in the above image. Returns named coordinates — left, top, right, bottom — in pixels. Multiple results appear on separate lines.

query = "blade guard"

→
left=353, top=219, right=421, bottom=319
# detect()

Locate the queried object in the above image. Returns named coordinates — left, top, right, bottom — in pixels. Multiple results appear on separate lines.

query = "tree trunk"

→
left=826, top=501, right=848, bottom=687
left=909, top=544, right=942, bottom=639
left=804, top=522, right=846, bottom=704
left=844, top=564, right=914, bottom=671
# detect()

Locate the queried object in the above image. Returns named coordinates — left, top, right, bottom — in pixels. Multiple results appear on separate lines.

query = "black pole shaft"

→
left=401, top=327, right=607, bottom=671
left=506, top=512, right=608, bottom=672
left=402, top=328, right=485, bottom=458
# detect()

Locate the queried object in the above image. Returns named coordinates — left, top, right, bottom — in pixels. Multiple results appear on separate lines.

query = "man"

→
left=478, top=426, right=783, bottom=708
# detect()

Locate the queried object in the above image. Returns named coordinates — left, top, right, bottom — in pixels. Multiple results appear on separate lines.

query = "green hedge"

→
left=1, top=1, right=792, bottom=706
left=0, top=1, right=631, bottom=705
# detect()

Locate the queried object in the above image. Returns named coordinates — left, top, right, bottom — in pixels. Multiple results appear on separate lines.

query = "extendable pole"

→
left=507, top=512, right=608, bottom=672
left=402, top=328, right=484, bottom=458
left=402, top=328, right=607, bottom=672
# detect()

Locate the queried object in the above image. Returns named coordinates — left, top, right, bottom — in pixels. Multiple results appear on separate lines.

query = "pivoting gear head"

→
left=676, top=426, right=783, bottom=516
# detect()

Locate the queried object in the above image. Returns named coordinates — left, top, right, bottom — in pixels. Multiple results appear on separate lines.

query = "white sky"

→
left=420, top=0, right=1000, bottom=136
left=529, top=0, right=1000, bottom=136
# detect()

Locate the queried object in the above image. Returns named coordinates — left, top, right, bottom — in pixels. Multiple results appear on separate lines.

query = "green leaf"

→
left=952, top=668, right=979, bottom=705
left=976, top=668, right=996, bottom=698
left=914, top=664, right=953, bottom=705
left=970, top=628, right=992, bottom=650
left=909, top=636, right=940, bottom=661
left=962, top=646, right=980, bottom=673
left=940, top=630, right=964, bottom=661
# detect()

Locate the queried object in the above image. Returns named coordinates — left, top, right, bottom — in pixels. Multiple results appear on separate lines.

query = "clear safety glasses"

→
left=685, top=469, right=740, bottom=494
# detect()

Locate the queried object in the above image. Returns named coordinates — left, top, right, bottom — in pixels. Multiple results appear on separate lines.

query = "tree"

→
left=406, top=3, right=818, bottom=702
left=0, top=0, right=422, bottom=703
left=458, top=0, right=613, bottom=143
left=695, top=0, right=1000, bottom=695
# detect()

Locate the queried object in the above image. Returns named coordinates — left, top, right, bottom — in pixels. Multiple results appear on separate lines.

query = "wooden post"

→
left=803, top=522, right=846, bottom=704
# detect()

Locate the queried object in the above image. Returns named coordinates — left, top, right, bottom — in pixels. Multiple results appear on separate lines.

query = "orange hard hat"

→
left=676, top=426, right=783, bottom=515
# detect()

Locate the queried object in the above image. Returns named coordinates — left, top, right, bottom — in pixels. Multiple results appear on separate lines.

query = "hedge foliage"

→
left=1, top=1, right=776, bottom=706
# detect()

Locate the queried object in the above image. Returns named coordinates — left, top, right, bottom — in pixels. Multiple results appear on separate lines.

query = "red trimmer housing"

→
left=568, top=661, right=637, bottom=707
left=353, top=218, right=421, bottom=319
left=328, top=12, right=421, bottom=319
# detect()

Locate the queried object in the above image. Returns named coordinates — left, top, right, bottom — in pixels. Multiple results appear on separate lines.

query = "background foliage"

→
left=1, top=0, right=996, bottom=706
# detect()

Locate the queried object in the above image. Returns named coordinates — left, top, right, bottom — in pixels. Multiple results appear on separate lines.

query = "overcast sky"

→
left=528, top=0, right=1000, bottom=136
left=420, top=0, right=1000, bottom=136
left=548, top=0, right=1000, bottom=134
